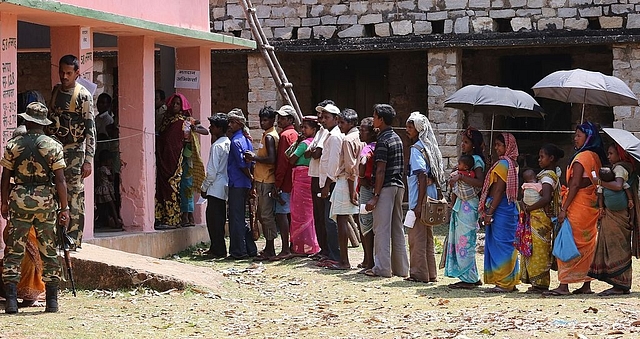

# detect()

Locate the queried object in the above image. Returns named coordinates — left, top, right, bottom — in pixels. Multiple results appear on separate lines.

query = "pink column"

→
left=175, top=47, right=212, bottom=225
left=0, top=12, right=17, bottom=253
left=117, top=36, right=156, bottom=232
left=50, top=26, right=95, bottom=239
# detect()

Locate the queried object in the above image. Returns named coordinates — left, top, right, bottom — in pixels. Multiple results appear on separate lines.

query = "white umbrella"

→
left=444, top=85, right=545, bottom=155
left=532, top=69, right=638, bottom=123
left=602, top=128, right=640, bottom=163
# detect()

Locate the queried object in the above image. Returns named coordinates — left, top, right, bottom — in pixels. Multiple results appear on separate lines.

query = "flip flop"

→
left=542, top=289, right=571, bottom=296
left=597, top=288, right=631, bottom=296
left=316, top=260, right=339, bottom=267
left=483, top=286, right=517, bottom=294
left=572, top=289, right=595, bottom=295
left=448, top=282, right=478, bottom=290
left=363, top=269, right=379, bottom=277
left=269, top=253, right=292, bottom=261
left=404, top=276, right=427, bottom=283
left=325, top=263, right=351, bottom=270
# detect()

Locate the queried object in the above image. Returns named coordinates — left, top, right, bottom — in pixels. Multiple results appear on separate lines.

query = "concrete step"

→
left=63, top=243, right=222, bottom=292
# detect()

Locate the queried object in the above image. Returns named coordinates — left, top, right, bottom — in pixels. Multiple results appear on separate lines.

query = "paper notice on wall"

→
left=174, top=70, right=200, bottom=89
left=80, top=27, right=91, bottom=50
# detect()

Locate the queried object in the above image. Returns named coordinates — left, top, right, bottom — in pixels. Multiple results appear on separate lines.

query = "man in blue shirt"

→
left=226, top=109, right=257, bottom=259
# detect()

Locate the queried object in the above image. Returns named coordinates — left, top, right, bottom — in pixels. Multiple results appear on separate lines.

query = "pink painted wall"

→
left=58, top=0, right=210, bottom=32
left=176, top=47, right=212, bottom=225
left=118, top=36, right=156, bottom=232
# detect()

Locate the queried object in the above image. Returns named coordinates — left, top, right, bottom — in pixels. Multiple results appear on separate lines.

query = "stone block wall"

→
left=613, top=43, right=640, bottom=134
left=428, top=48, right=462, bottom=168
left=247, top=53, right=280, bottom=128
left=211, top=53, right=249, bottom=114
left=211, top=0, right=640, bottom=39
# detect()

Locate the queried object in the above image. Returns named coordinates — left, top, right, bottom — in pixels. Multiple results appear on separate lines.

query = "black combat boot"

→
left=4, top=283, right=18, bottom=314
left=45, top=284, right=58, bottom=313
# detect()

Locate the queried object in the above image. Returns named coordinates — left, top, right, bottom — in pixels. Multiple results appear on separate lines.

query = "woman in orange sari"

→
left=1, top=227, right=45, bottom=306
left=545, top=121, right=606, bottom=296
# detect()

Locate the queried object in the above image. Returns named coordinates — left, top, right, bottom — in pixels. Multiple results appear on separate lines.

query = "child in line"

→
left=95, top=150, right=123, bottom=230
left=597, top=166, right=633, bottom=216
left=521, top=169, right=543, bottom=210
left=450, top=154, right=479, bottom=206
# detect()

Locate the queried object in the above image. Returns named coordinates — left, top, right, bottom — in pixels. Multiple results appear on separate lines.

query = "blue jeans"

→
left=227, top=187, right=257, bottom=258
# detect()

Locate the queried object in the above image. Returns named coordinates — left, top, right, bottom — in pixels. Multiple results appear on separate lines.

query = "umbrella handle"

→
left=580, top=103, right=585, bottom=124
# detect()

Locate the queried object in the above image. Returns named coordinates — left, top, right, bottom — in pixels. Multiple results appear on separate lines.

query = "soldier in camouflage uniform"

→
left=1, top=102, right=70, bottom=314
left=45, top=54, right=96, bottom=248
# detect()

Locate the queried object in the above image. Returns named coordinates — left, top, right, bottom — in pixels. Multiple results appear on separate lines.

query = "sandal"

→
left=326, top=263, right=351, bottom=270
left=448, top=281, right=479, bottom=290
left=316, top=260, right=339, bottom=267
left=542, top=289, right=571, bottom=296
left=483, top=286, right=517, bottom=293
left=404, top=276, right=427, bottom=283
left=364, top=269, right=379, bottom=277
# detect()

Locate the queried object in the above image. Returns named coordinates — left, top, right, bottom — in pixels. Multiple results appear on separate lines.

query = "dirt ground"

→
left=1, top=225, right=640, bottom=339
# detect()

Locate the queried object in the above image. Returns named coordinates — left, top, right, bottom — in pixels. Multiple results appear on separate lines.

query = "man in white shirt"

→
left=201, top=113, right=231, bottom=259
left=318, top=103, right=343, bottom=265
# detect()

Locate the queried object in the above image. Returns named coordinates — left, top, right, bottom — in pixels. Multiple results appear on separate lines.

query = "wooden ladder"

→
left=239, top=0, right=304, bottom=125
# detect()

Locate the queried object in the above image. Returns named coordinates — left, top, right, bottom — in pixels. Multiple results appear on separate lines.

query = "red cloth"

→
left=275, top=125, right=298, bottom=193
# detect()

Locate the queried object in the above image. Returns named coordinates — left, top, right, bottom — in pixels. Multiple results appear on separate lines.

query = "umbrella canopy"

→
left=532, top=69, right=638, bottom=107
left=444, top=85, right=545, bottom=118
left=603, top=128, right=640, bottom=163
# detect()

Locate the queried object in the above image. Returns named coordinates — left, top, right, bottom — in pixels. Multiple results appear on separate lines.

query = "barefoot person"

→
left=326, top=108, right=363, bottom=270
left=479, top=133, right=520, bottom=293
left=520, top=144, right=564, bottom=294
left=446, top=128, right=486, bottom=289
left=588, top=144, right=637, bottom=296
left=545, top=121, right=605, bottom=296
left=404, top=112, right=445, bottom=283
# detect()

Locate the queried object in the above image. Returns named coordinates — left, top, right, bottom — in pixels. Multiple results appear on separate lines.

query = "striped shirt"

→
left=373, top=127, right=404, bottom=188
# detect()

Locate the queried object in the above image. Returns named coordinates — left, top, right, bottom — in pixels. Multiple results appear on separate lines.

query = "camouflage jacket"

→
left=45, top=82, right=96, bottom=164
left=0, top=131, right=66, bottom=213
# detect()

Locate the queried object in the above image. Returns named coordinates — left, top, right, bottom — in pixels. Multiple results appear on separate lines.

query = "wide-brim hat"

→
left=19, top=102, right=52, bottom=126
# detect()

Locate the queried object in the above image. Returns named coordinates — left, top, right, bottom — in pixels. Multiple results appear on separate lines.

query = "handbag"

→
left=412, top=145, right=450, bottom=226
left=552, top=218, right=581, bottom=262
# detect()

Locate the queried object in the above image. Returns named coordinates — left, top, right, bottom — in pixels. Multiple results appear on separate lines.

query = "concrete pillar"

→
left=117, top=36, right=156, bottom=231
left=612, top=43, right=640, bottom=135
left=175, top=47, right=212, bottom=225
left=0, top=12, right=17, bottom=253
left=50, top=26, right=95, bottom=239
left=427, top=48, right=463, bottom=170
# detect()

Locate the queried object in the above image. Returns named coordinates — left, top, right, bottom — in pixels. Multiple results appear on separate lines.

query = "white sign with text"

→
left=174, top=70, right=200, bottom=89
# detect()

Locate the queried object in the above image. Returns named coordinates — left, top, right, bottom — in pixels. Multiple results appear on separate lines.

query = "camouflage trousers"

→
left=2, top=211, right=61, bottom=284
left=63, top=143, right=85, bottom=247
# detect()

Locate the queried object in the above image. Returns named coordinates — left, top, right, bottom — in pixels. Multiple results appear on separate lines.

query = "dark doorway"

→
left=312, top=56, right=389, bottom=118
left=500, top=54, right=573, bottom=169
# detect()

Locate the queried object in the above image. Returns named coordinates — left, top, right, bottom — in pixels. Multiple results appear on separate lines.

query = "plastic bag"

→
left=552, top=218, right=581, bottom=262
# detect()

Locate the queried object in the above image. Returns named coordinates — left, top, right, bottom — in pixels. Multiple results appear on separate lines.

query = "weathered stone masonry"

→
left=210, top=0, right=640, bottom=166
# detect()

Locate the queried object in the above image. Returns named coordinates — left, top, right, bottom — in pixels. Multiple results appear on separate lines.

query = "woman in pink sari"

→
left=287, top=116, right=320, bottom=255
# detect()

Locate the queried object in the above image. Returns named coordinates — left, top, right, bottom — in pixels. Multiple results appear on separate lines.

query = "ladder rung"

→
left=248, top=7, right=256, bottom=12
left=282, top=83, right=293, bottom=89
left=263, top=45, right=274, bottom=51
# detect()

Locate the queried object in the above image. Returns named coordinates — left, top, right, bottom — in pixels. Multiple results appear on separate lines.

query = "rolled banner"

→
left=403, top=210, right=416, bottom=228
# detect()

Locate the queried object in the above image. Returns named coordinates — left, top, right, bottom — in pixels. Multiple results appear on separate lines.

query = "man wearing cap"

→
left=45, top=54, right=96, bottom=249
left=245, top=106, right=279, bottom=260
left=1, top=102, right=70, bottom=313
left=318, top=103, right=343, bottom=265
left=271, top=105, right=298, bottom=260
left=226, top=108, right=258, bottom=259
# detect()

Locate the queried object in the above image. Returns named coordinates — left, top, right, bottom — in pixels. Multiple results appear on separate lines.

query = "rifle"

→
left=57, top=223, right=77, bottom=297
